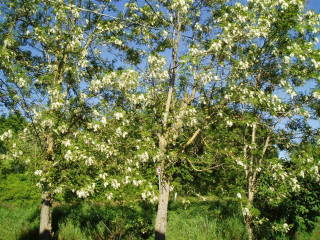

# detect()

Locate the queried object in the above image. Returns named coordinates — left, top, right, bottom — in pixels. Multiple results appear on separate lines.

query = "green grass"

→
left=0, top=200, right=318, bottom=240
left=0, top=204, right=38, bottom=240
left=167, top=200, right=247, bottom=240
left=0, top=200, right=247, bottom=240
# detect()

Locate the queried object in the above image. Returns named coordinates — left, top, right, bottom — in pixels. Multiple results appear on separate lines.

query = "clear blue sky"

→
left=308, top=0, right=320, bottom=11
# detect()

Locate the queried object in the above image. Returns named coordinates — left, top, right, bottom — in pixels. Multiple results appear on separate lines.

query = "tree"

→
left=0, top=0, right=319, bottom=239
left=198, top=0, right=320, bottom=238
left=0, top=0, right=134, bottom=238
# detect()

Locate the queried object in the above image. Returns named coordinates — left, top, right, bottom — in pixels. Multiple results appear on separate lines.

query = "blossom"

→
left=106, top=192, right=113, bottom=200
left=115, top=127, right=128, bottom=138
left=313, top=91, right=320, bottom=99
left=0, top=130, right=12, bottom=141
left=76, top=190, right=89, bottom=198
left=114, top=112, right=124, bottom=120
left=226, top=120, right=233, bottom=127
left=62, top=139, right=71, bottom=147
left=111, top=179, right=120, bottom=189
left=85, top=157, right=95, bottom=166
left=34, top=170, right=43, bottom=176
left=138, top=152, right=149, bottom=162
left=64, top=150, right=73, bottom=161
left=242, top=207, right=250, bottom=216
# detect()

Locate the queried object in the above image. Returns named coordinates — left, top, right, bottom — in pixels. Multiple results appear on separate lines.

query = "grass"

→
left=0, top=204, right=38, bottom=240
left=0, top=199, right=247, bottom=240
left=167, top=200, right=247, bottom=240
left=0, top=199, right=319, bottom=240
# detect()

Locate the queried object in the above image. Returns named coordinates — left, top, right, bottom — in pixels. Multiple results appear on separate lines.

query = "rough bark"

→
left=246, top=220, right=254, bottom=240
left=154, top=11, right=180, bottom=240
left=39, top=134, right=54, bottom=240
left=155, top=180, right=170, bottom=240
left=245, top=123, right=256, bottom=240
left=39, top=193, right=52, bottom=240
left=246, top=189, right=254, bottom=240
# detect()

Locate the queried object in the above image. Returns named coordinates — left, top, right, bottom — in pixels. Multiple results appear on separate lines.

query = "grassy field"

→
left=0, top=199, right=319, bottom=240
left=0, top=199, right=247, bottom=240
left=0, top=174, right=318, bottom=240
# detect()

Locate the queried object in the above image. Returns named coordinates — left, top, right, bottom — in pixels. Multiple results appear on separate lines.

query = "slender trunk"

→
left=245, top=179, right=255, bottom=240
left=155, top=180, right=170, bottom=240
left=246, top=221, right=254, bottom=240
left=39, top=133, right=54, bottom=239
left=39, top=193, right=52, bottom=240
left=154, top=10, right=180, bottom=240
left=244, top=123, right=257, bottom=240
left=245, top=202, right=254, bottom=240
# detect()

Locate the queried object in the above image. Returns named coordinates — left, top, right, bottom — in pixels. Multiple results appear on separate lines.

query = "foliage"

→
left=0, top=0, right=320, bottom=239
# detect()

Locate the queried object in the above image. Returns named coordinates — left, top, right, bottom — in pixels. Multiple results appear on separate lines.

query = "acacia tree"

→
left=115, top=0, right=320, bottom=238
left=194, top=0, right=320, bottom=238
left=0, top=0, right=141, bottom=238
left=122, top=1, right=222, bottom=238
left=1, top=0, right=319, bottom=240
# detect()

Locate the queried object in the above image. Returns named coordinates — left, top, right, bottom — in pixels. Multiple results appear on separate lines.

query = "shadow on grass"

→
left=17, top=206, right=40, bottom=240
left=18, top=226, right=39, bottom=240
left=14, top=201, right=154, bottom=240
left=16, top=199, right=244, bottom=240
left=51, top=201, right=154, bottom=240
left=169, top=198, right=242, bottom=220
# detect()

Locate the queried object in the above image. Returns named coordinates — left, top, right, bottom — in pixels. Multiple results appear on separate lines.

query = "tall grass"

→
left=167, top=200, right=247, bottom=240
left=0, top=205, right=38, bottom=240
left=0, top=200, right=319, bottom=240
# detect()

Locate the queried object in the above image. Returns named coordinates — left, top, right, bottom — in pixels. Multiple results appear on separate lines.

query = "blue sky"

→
left=308, top=0, right=320, bottom=11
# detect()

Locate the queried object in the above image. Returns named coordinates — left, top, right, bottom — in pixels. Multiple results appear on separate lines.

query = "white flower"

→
left=124, top=176, right=130, bottom=184
left=111, top=179, right=120, bottom=189
left=85, top=157, right=94, bottom=166
left=299, top=170, right=305, bottom=178
left=54, top=187, right=62, bottom=194
left=242, top=207, right=250, bottom=216
left=284, top=56, right=290, bottom=64
left=114, top=39, right=122, bottom=45
left=116, top=127, right=127, bottom=138
left=93, top=124, right=100, bottom=131
left=213, top=75, right=220, bottom=81
left=0, top=130, right=12, bottom=141
left=138, top=152, right=149, bottom=162
left=282, top=223, right=291, bottom=233
left=106, top=192, right=113, bottom=200
left=114, top=112, right=124, bottom=120
left=237, top=193, right=242, bottom=199
left=76, top=190, right=89, bottom=198
left=99, top=173, right=108, bottom=180
left=226, top=120, right=233, bottom=127
left=101, top=116, right=107, bottom=125
left=236, top=159, right=246, bottom=169
left=62, top=139, right=71, bottom=147
left=141, top=192, right=147, bottom=200
left=133, top=179, right=142, bottom=186
left=313, top=91, right=320, bottom=99
left=64, top=150, right=73, bottom=161
left=34, top=170, right=43, bottom=176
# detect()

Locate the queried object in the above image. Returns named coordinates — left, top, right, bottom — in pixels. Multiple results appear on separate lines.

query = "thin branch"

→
left=183, top=128, right=201, bottom=149
left=186, top=157, right=224, bottom=172
left=261, top=136, right=270, bottom=160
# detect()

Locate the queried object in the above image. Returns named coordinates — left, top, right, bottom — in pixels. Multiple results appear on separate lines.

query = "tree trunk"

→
left=246, top=182, right=255, bottom=240
left=39, top=193, right=52, bottom=240
left=155, top=180, right=170, bottom=240
left=246, top=221, right=254, bottom=240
